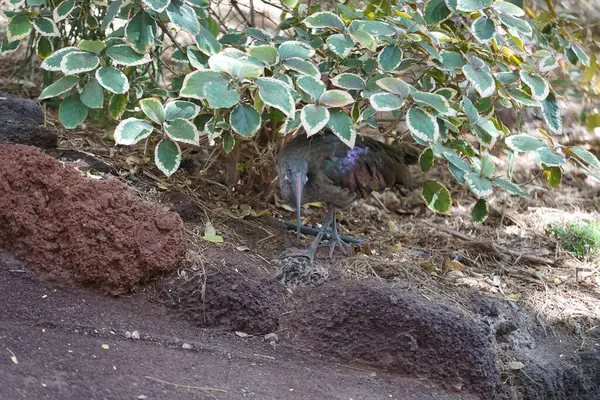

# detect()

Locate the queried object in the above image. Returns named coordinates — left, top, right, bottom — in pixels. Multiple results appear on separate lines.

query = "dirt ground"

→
left=0, top=249, right=463, bottom=400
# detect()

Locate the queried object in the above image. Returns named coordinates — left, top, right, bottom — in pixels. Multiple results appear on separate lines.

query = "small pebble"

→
left=182, top=343, right=193, bottom=349
left=138, top=396, right=148, bottom=400
left=125, top=331, right=132, bottom=339
left=264, top=333, right=279, bottom=342
left=131, top=331, right=140, bottom=340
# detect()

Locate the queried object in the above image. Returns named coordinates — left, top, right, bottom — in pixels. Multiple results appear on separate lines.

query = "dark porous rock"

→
left=285, top=279, right=500, bottom=397
left=0, top=144, right=185, bottom=294
left=0, top=92, right=57, bottom=148
left=166, top=264, right=285, bottom=335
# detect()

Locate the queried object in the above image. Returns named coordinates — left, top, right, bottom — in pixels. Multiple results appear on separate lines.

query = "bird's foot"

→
left=280, top=247, right=316, bottom=263
left=327, top=229, right=352, bottom=259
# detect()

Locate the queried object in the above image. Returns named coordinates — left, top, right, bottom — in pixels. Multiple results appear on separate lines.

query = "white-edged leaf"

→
left=507, top=88, right=539, bottom=107
left=230, top=104, right=261, bottom=137
left=424, top=0, right=452, bottom=24
left=125, top=10, right=157, bottom=54
left=180, top=69, right=229, bottom=100
left=348, top=20, right=396, bottom=37
left=96, top=67, right=130, bottom=94
left=376, top=77, right=413, bottom=97
left=438, top=50, right=466, bottom=71
left=471, top=199, right=488, bottom=223
left=499, top=13, right=532, bottom=37
left=492, top=178, right=528, bottom=197
left=369, top=93, right=404, bottom=111
left=281, top=110, right=302, bottom=134
left=80, top=78, right=104, bottom=109
left=1, top=37, right=21, bottom=56
left=53, top=0, right=75, bottom=22
left=519, top=71, right=549, bottom=101
left=539, top=56, right=559, bottom=73
left=492, top=1, right=524, bottom=16
left=411, top=92, right=451, bottom=115
left=164, top=100, right=200, bottom=121
left=143, top=0, right=171, bottom=13
left=59, top=94, right=88, bottom=129
left=407, top=107, right=439, bottom=142
left=38, top=75, right=79, bottom=100
left=471, top=15, right=495, bottom=43
left=155, top=138, right=182, bottom=177
left=326, top=34, right=354, bottom=58
left=327, top=110, right=356, bottom=148
left=255, top=77, right=295, bottom=117
left=378, top=45, right=403, bottom=71
left=202, top=81, right=240, bottom=109
left=319, top=90, right=354, bottom=107
left=331, top=73, right=366, bottom=90
left=460, top=96, right=480, bottom=124
left=166, top=0, right=200, bottom=34
left=301, top=104, right=330, bottom=136
left=283, top=58, right=320, bottom=78
left=457, top=0, right=492, bottom=12
left=7, top=15, right=32, bottom=43
left=571, top=44, right=590, bottom=67
left=421, top=180, right=452, bottom=213
left=464, top=173, right=493, bottom=198
left=139, top=98, right=166, bottom=124
left=303, top=11, right=345, bottom=31
left=537, top=148, right=566, bottom=167
left=278, top=40, right=315, bottom=61
left=462, top=60, right=495, bottom=98
left=106, top=44, right=152, bottom=66
left=505, top=134, right=547, bottom=152
left=114, top=118, right=154, bottom=145
left=164, top=118, right=199, bottom=144
left=32, top=18, right=60, bottom=37
left=540, top=92, right=562, bottom=134
left=195, top=26, right=221, bottom=55
left=296, top=75, right=325, bottom=101
left=249, top=45, right=278, bottom=65
left=349, top=31, right=376, bottom=52
left=61, top=51, right=100, bottom=75
left=41, top=47, right=79, bottom=71
left=495, top=71, right=519, bottom=85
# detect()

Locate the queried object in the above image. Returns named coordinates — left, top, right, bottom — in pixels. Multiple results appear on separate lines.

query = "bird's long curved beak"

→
left=292, top=174, right=304, bottom=246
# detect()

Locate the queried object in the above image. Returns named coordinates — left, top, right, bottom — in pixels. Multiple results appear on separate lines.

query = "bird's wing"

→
left=321, top=133, right=419, bottom=199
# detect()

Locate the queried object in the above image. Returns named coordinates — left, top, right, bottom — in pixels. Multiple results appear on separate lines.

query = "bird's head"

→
left=282, top=156, right=308, bottom=245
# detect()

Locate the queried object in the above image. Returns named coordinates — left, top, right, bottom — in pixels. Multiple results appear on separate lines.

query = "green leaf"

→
left=202, top=81, right=240, bottom=109
left=143, top=0, right=171, bottom=13
left=456, top=0, right=492, bottom=12
left=412, top=92, right=451, bottom=115
left=460, top=96, right=480, bottom=124
left=326, top=34, right=354, bottom=58
left=444, top=152, right=473, bottom=172
left=284, top=58, right=320, bottom=78
left=519, top=71, right=549, bottom=101
left=571, top=44, right=590, bottom=67
left=255, top=77, right=295, bottom=118
left=471, top=199, right=488, bottom=223
left=35, top=36, right=53, bottom=59
left=421, top=180, right=451, bottom=213
left=505, top=134, right=547, bottom=152
left=369, top=93, right=404, bottom=111
left=223, top=131, right=235, bottom=154
left=326, top=110, right=356, bottom=148
left=1, top=36, right=21, bottom=56
left=53, top=0, right=75, bottom=22
left=164, top=118, right=199, bottom=144
left=114, top=118, right=154, bottom=145
left=495, top=72, right=519, bottom=85
left=376, top=77, right=413, bottom=97
left=230, top=104, right=261, bottom=137
left=492, top=178, right=527, bottom=197
left=167, top=0, right=200, bottom=34
left=155, top=138, right=182, bottom=177
left=348, top=20, right=396, bottom=37
left=438, top=50, right=466, bottom=71
left=126, top=11, right=156, bottom=54
left=331, top=74, right=366, bottom=91
left=537, top=148, right=566, bottom=167
left=296, top=75, right=325, bottom=101
left=7, top=15, right=32, bottom=43
left=32, top=18, right=59, bottom=37
left=140, top=98, right=166, bottom=124
left=475, top=119, right=503, bottom=140
left=499, top=13, right=532, bottom=37
left=77, top=40, right=105, bottom=55
left=96, top=67, right=129, bottom=94
left=319, top=90, right=354, bottom=107
left=195, top=26, right=221, bottom=55
left=61, top=51, right=100, bottom=75
left=281, top=0, right=299, bottom=7
left=40, top=47, right=79, bottom=71
left=187, top=48, right=208, bottom=69
left=539, top=56, right=558, bottom=73
left=101, top=0, right=123, bottom=30
left=180, top=70, right=229, bottom=100
left=472, top=15, right=495, bottom=43
left=507, top=88, right=539, bottom=107
left=419, top=148, right=434, bottom=173
left=38, top=75, right=79, bottom=100
left=80, top=79, right=104, bottom=109
left=303, top=11, right=345, bottom=31
left=407, top=107, right=439, bottom=143
left=106, top=44, right=152, bottom=66
left=281, top=110, right=302, bottom=134
left=249, top=45, right=278, bottom=65
left=378, top=46, right=403, bottom=71
left=278, top=40, right=315, bottom=61
left=540, top=92, right=562, bottom=134
left=164, top=100, right=200, bottom=121
left=492, top=1, right=525, bottom=16
left=464, top=173, right=493, bottom=198
left=301, top=104, right=330, bottom=136
left=478, top=153, right=495, bottom=178
left=463, top=59, right=495, bottom=98
left=424, top=0, right=452, bottom=24
left=349, top=31, right=376, bottom=52
left=567, top=146, right=600, bottom=170
left=109, top=94, right=128, bottom=119
left=59, top=94, right=88, bottom=129
left=544, top=166, right=561, bottom=188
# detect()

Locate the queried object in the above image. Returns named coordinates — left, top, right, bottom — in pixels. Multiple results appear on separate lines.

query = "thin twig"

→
left=156, top=20, right=186, bottom=55
left=145, top=376, right=227, bottom=392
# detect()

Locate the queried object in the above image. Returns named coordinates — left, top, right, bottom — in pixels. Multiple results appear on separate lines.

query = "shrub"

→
left=548, top=220, right=600, bottom=260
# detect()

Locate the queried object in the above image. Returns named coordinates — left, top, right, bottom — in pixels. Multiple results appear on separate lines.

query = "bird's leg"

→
left=327, top=207, right=351, bottom=258
left=282, top=206, right=335, bottom=262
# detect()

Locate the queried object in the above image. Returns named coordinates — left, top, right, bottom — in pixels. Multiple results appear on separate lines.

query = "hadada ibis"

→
left=276, top=129, right=419, bottom=261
